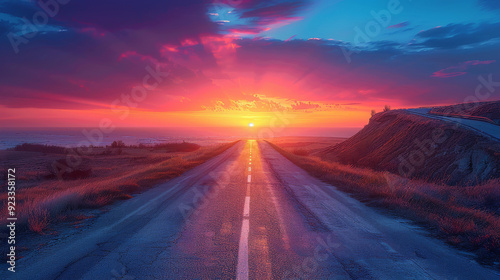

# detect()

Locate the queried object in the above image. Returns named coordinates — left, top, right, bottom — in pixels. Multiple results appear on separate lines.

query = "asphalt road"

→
left=8, top=140, right=500, bottom=279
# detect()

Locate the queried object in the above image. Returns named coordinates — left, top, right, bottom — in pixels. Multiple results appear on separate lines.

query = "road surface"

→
left=8, top=141, right=500, bottom=279
left=407, top=108, right=500, bottom=141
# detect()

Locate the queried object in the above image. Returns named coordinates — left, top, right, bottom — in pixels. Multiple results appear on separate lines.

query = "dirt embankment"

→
left=317, top=110, right=500, bottom=185
left=430, top=101, right=500, bottom=125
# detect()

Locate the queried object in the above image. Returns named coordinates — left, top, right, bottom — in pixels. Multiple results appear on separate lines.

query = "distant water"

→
left=0, top=127, right=361, bottom=149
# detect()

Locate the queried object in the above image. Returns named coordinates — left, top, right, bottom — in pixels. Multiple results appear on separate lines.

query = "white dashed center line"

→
left=243, top=196, right=250, bottom=218
left=236, top=219, right=249, bottom=280
left=237, top=141, right=253, bottom=280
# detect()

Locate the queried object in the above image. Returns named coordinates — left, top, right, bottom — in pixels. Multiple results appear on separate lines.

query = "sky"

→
left=0, top=0, right=499, bottom=129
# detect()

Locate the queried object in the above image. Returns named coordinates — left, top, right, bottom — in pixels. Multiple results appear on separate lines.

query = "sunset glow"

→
left=1, top=1, right=499, bottom=278
left=0, top=0, right=498, bottom=130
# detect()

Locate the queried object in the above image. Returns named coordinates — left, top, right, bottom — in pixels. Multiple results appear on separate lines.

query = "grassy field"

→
left=0, top=141, right=238, bottom=234
left=268, top=140, right=500, bottom=265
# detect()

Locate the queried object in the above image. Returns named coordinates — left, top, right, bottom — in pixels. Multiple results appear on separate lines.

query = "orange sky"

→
left=0, top=105, right=371, bottom=128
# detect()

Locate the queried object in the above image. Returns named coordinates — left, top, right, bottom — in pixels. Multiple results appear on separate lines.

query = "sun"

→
left=248, top=123, right=254, bottom=127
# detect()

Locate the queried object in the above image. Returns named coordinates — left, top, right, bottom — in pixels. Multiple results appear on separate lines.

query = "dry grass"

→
left=316, top=110, right=500, bottom=186
left=268, top=141, right=500, bottom=264
left=0, top=141, right=238, bottom=234
left=27, top=207, right=49, bottom=234
left=430, top=101, right=500, bottom=123
left=292, top=148, right=310, bottom=156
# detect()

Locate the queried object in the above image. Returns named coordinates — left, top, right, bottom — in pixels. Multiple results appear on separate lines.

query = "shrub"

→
left=48, top=158, right=92, bottom=180
left=111, top=140, right=126, bottom=148
left=28, top=207, right=49, bottom=234
left=12, top=143, right=67, bottom=154
left=151, top=142, right=201, bottom=152
left=292, top=148, right=309, bottom=156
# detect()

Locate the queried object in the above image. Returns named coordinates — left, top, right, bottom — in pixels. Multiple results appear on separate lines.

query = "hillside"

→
left=430, top=101, right=500, bottom=124
left=318, top=109, right=500, bottom=185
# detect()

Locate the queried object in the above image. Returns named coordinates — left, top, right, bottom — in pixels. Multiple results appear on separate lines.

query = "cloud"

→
left=233, top=37, right=500, bottom=106
left=1, top=0, right=500, bottom=118
left=291, top=101, right=320, bottom=110
left=239, top=1, right=307, bottom=25
left=0, top=0, right=313, bottom=112
left=412, top=22, right=500, bottom=49
left=387, top=21, right=409, bottom=29
left=210, top=0, right=310, bottom=35
left=201, top=94, right=332, bottom=113
left=478, top=0, right=500, bottom=11
left=228, top=26, right=271, bottom=34
left=0, top=20, right=12, bottom=35
left=57, top=0, right=212, bottom=32
left=0, top=0, right=228, bottom=112
left=0, top=1, right=38, bottom=18
left=432, top=60, right=496, bottom=78
left=201, top=94, right=288, bottom=112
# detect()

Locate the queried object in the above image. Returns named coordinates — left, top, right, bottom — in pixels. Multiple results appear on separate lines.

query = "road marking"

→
left=236, top=219, right=249, bottom=280
left=243, top=196, right=250, bottom=217
left=237, top=141, right=253, bottom=279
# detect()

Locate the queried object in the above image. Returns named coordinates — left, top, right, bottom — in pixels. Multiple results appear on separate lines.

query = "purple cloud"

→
left=432, top=60, right=496, bottom=78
